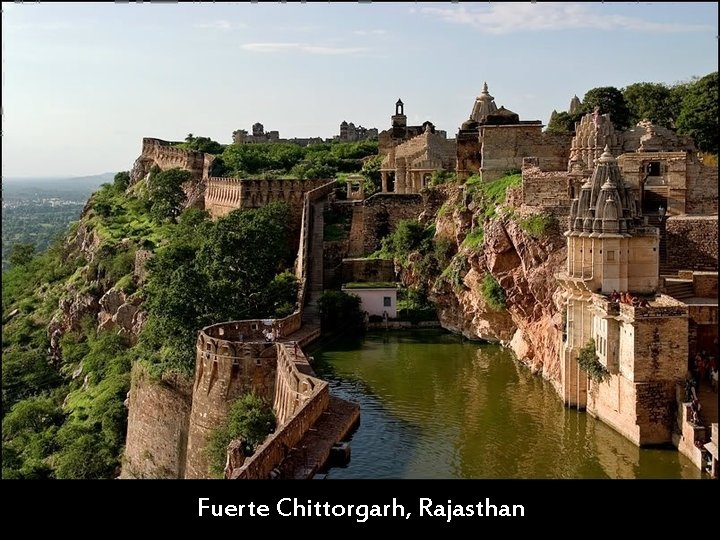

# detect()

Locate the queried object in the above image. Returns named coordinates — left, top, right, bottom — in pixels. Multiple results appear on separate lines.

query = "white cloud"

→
left=194, top=20, right=246, bottom=31
left=241, top=42, right=369, bottom=55
left=418, top=3, right=713, bottom=35
left=353, top=29, right=387, bottom=36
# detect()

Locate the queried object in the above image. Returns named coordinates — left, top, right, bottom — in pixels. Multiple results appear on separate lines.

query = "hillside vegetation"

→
left=2, top=169, right=297, bottom=478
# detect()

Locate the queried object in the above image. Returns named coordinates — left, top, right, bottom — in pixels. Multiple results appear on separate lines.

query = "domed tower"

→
left=565, top=146, right=654, bottom=295
left=560, top=146, right=660, bottom=410
left=470, top=82, right=498, bottom=124
left=559, top=148, right=687, bottom=447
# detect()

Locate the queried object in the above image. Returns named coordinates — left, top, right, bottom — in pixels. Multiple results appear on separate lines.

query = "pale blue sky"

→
left=2, top=2, right=717, bottom=177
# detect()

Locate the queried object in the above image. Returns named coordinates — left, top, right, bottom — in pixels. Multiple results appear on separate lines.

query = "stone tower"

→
left=392, top=98, right=407, bottom=139
left=568, top=95, right=582, bottom=115
left=558, top=147, right=687, bottom=445
left=469, top=82, right=498, bottom=124
left=185, top=324, right=276, bottom=478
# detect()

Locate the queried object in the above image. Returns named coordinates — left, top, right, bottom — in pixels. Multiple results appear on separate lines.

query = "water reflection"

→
left=310, top=330, right=698, bottom=479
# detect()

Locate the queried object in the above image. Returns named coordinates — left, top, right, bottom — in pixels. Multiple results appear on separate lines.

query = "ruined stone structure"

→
left=204, top=177, right=329, bottom=220
left=337, top=121, right=378, bottom=142
left=377, top=99, right=445, bottom=156
left=455, top=83, right=572, bottom=181
left=232, top=123, right=280, bottom=144
left=557, top=147, right=689, bottom=445
left=380, top=125, right=457, bottom=194
left=131, top=138, right=215, bottom=183
left=232, top=123, right=325, bottom=147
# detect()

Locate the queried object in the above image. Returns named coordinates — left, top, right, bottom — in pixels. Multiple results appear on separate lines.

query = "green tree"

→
left=581, top=86, right=631, bottom=130
left=675, top=72, right=718, bottom=154
left=318, top=290, right=363, bottom=333
left=113, top=171, right=131, bottom=191
left=545, top=111, right=582, bottom=134
left=183, top=136, right=224, bottom=155
left=9, top=243, right=36, bottom=268
left=361, top=154, right=383, bottom=195
left=146, top=168, right=190, bottom=223
left=206, top=392, right=276, bottom=478
left=623, top=82, right=675, bottom=128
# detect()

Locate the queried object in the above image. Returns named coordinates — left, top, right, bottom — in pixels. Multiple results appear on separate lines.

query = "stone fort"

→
left=122, top=83, right=718, bottom=478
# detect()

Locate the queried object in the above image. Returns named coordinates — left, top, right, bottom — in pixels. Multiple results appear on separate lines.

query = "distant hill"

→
left=2, top=172, right=118, bottom=270
left=3, top=172, right=115, bottom=197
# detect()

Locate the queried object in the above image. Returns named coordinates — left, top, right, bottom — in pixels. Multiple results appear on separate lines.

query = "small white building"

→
left=342, top=283, right=398, bottom=318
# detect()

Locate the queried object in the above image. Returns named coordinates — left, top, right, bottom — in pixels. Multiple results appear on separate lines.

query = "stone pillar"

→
left=381, top=171, right=388, bottom=193
left=397, top=161, right=407, bottom=194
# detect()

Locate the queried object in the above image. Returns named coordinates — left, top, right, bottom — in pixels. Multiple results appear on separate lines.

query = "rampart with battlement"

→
left=231, top=343, right=330, bottom=479
left=204, top=177, right=331, bottom=225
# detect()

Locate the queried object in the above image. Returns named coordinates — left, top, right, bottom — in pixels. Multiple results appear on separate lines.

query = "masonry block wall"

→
left=185, top=331, right=276, bottom=479
left=666, top=215, right=718, bottom=271
left=480, top=126, right=571, bottom=181
left=120, top=365, right=192, bottom=479
left=362, top=193, right=424, bottom=254
left=686, top=160, right=719, bottom=215
left=521, top=165, right=570, bottom=207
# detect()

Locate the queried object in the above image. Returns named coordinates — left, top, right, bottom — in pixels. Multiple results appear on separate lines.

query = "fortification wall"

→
left=139, top=138, right=208, bottom=178
left=362, top=193, right=424, bottom=254
left=666, top=216, right=718, bottom=271
left=480, top=126, right=571, bottom=181
left=121, top=365, right=192, bottom=479
left=686, top=160, right=719, bottom=215
left=520, top=163, right=570, bottom=207
left=232, top=343, right=329, bottom=480
left=204, top=177, right=330, bottom=219
left=185, top=328, right=277, bottom=478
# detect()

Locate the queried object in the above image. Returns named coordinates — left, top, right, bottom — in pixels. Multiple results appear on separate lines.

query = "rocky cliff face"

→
left=421, top=185, right=567, bottom=389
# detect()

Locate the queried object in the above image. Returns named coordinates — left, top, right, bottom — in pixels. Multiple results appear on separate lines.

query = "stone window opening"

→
left=383, top=296, right=392, bottom=307
left=646, top=161, right=661, bottom=177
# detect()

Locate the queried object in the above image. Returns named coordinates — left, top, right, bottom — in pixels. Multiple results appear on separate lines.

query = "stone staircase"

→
left=347, top=202, right=366, bottom=258
left=647, top=214, right=676, bottom=276
left=302, top=200, right=325, bottom=325
left=664, top=279, right=694, bottom=300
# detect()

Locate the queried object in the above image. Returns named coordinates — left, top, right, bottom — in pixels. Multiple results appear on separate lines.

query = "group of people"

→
left=609, top=290, right=650, bottom=308
left=262, top=327, right=278, bottom=343
left=694, top=350, right=718, bottom=393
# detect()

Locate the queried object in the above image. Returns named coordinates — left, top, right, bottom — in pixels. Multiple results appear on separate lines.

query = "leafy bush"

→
left=480, top=274, right=505, bottom=311
left=146, top=168, right=190, bottom=223
left=429, top=170, right=456, bottom=186
left=318, top=290, right=363, bottom=333
left=518, top=214, right=555, bottom=238
left=206, top=393, right=276, bottom=478
left=576, top=338, right=610, bottom=383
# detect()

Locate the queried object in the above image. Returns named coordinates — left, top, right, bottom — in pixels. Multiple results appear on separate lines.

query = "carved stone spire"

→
left=568, top=146, right=639, bottom=235
left=470, top=82, right=498, bottom=124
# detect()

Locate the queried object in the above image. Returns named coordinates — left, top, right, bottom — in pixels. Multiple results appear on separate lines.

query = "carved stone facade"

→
left=380, top=126, right=456, bottom=194
left=558, top=147, right=691, bottom=445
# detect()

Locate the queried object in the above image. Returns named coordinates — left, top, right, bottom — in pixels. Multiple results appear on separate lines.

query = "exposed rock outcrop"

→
left=425, top=185, right=566, bottom=387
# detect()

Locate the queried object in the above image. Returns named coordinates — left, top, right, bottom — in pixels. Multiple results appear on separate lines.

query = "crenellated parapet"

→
left=131, top=137, right=215, bottom=187
left=232, top=342, right=329, bottom=479
left=185, top=311, right=324, bottom=479
left=204, top=177, right=331, bottom=219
